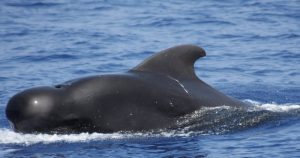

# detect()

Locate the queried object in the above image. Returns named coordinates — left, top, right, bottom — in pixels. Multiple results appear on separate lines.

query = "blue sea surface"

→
left=0, top=0, right=299, bottom=157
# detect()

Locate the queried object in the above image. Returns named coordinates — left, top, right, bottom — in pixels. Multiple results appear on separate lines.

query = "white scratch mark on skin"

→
left=167, top=76, right=189, bottom=94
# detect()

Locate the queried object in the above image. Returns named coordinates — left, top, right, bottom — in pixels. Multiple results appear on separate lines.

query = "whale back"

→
left=131, top=44, right=245, bottom=107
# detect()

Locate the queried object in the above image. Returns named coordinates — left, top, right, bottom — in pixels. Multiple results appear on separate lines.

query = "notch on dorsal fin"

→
left=131, top=44, right=206, bottom=80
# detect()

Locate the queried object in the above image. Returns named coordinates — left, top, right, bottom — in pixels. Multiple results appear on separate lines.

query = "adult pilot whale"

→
left=6, top=44, right=246, bottom=133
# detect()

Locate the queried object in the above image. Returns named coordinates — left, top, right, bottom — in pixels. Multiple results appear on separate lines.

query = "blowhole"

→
left=54, top=85, right=63, bottom=88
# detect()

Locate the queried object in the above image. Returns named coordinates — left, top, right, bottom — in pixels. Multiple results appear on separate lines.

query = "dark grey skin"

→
left=6, top=45, right=246, bottom=133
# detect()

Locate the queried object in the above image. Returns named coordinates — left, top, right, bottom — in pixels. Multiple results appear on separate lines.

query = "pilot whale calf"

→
left=6, top=45, right=246, bottom=133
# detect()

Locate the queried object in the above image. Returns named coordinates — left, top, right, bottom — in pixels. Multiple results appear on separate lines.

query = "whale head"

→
left=5, top=86, right=92, bottom=133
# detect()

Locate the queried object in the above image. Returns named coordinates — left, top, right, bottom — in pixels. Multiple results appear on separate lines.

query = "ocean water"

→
left=0, top=0, right=299, bottom=157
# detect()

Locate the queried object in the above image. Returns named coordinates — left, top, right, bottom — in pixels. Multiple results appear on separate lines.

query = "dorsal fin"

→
left=131, top=44, right=206, bottom=80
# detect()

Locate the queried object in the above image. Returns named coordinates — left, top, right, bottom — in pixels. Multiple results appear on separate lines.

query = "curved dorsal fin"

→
left=131, top=44, right=206, bottom=80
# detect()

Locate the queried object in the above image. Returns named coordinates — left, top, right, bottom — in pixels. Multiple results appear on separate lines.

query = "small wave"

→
left=174, top=101, right=300, bottom=135
left=244, top=99, right=300, bottom=112
left=13, top=54, right=79, bottom=63
left=5, top=2, right=62, bottom=8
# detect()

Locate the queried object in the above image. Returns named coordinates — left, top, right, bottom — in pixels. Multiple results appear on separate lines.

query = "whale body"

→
left=6, top=45, right=246, bottom=133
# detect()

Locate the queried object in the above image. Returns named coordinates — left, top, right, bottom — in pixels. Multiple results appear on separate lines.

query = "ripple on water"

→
left=5, top=2, right=63, bottom=8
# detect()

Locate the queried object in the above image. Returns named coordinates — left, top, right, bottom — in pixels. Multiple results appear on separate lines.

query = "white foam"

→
left=0, top=128, right=183, bottom=145
left=0, top=128, right=128, bottom=145
left=244, top=99, right=300, bottom=112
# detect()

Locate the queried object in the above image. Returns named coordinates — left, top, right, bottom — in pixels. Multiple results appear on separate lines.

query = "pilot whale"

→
left=6, top=45, right=246, bottom=133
